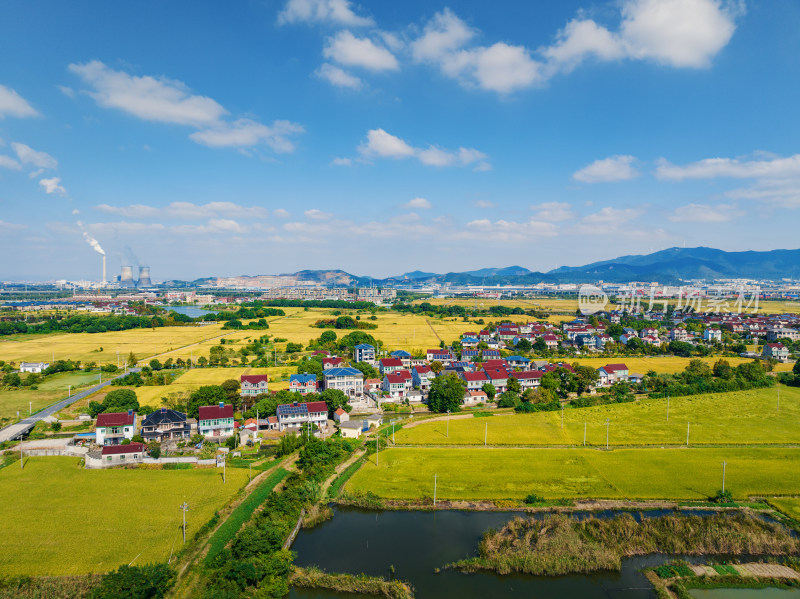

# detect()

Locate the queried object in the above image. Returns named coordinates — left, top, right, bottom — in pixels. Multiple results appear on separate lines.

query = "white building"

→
left=20, top=362, right=49, bottom=373
left=276, top=401, right=329, bottom=432
left=95, top=411, right=137, bottom=446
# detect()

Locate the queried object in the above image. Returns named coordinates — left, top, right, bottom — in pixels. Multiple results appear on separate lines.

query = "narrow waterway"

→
left=288, top=508, right=690, bottom=599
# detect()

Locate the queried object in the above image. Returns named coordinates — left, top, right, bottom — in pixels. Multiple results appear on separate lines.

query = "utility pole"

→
left=29, top=401, right=32, bottom=416
left=667, top=395, right=670, bottom=422
left=777, top=387, right=780, bottom=412
left=180, top=502, right=189, bottom=544
left=687, top=422, right=690, bottom=446
left=223, top=457, right=226, bottom=484
left=447, top=410, right=450, bottom=438
left=376, top=429, right=379, bottom=466
left=20, top=446, right=23, bottom=469
left=485, top=421, right=487, bottom=447
left=584, top=422, right=587, bottom=446
left=117, top=351, right=120, bottom=368
left=392, top=422, right=395, bottom=444
left=605, top=418, right=610, bottom=450
left=721, top=461, right=727, bottom=493
left=561, top=405, right=564, bottom=429
left=433, top=474, right=437, bottom=508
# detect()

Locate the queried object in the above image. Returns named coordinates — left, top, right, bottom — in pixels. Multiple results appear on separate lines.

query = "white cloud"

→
left=274, top=208, right=291, bottom=218
left=95, top=201, right=269, bottom=220
left=357, top=128, right=490, bottom=169
left=69, top=61, right=227, bottom=127
left=473, top=200, right=495, bottom=208
left=358, top=129, right=415, bottom=159
left=656, top=154, right=800, bottom=181
left=190, top=119, right=304, bottom=151
left=619, top=0, right=740, bottom=68
left=89, top=221, right=166, bottom=234
left=323, top=31, right=399, bottom=71
left=172, top=219, right=247, bottom=235
left=39, top=177, right=66, bottom=196
left=403, top=198, right=431, bottom=210
left=668, top=203, right=743, bottom=222
left=315, top=63, right=363, bottom=89
left=573, top=207, right=643, bottom=234
left=410, top=8, right=475, bottom=63
left=305, top=209, right=333, bottom=220
left=543, top=19, right=625, bottom=72
left=462, top=217, right=558, bottom=242
left=12, top=143, right=58, bottom=169
left=573, top=155, right=639, bottom=183
left=58, top=85, right=76, bottom=98
left=531, top=201, right=575, bottom=222
left=0, top=155, right=21, bottom=170
left=331, top=157, right=353, bottom=166
left=0, top=220, right=26, bottom=231
left=0, top=85, right=39, bottom=118
left=278, top=0, right=374, bottom=27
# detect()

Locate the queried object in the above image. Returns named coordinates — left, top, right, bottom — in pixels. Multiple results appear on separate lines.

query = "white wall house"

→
left=95, top=411, right=137, bottom=446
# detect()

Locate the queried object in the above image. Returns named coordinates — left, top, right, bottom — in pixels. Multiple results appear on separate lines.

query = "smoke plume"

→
left=77, top=221, right=105, bottom=255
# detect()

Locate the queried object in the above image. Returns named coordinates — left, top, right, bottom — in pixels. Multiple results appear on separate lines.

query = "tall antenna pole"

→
left=687, top=422, right=690, bottom=446
left=721, top=461, right=727, bottom=493
left=605, top=418, right=610, bottom=450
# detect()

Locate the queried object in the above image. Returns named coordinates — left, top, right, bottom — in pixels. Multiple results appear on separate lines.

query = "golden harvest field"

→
left=347, top=446, right=800, bottom=501
left=395, top=386, right=800, bottom=447
left=0, top=457, right=248, bottom=575
left=570, top=355, right=794, bottom=374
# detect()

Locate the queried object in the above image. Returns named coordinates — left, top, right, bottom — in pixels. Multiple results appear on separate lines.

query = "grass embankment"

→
left=347, top=447, right=800, bottom=501
left=0, top=457, right=249, bottom=575
left=290, top=566, right=413, bottom=599
left=450, top=512, right=799, bottom=576
left=328, top=459, right=365, bottom=499
left=204, top=467, right=290, bottom=564
left=395, top=387, right=800, bottom=447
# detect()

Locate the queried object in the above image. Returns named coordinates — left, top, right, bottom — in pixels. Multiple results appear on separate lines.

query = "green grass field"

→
left=347, top=447, right=800, bottom=501
left=394, top=386, right=800, bottom=447
left=0, top=457, right=249, bottom=576
left=0, top=371, right=105, bottom=421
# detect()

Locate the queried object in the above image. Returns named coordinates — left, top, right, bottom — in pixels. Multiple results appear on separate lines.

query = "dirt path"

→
left=140, top=330, right=239, bottom=363
left=424, top=318, right=442, bottom=343
left=320, top=449, right=364, bottom=498
left=170, top=454, right=297, bottom=598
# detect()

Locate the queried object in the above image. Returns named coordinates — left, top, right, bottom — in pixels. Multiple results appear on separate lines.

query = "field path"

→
left=139, top=331, right=239, bottom=363
left=424, top=318, right=442, bottom=343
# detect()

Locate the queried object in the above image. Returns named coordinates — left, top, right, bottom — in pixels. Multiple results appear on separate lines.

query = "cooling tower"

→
left=120, top=265, right=136, bottom=288
left=137, top=266, right=152, bottom=288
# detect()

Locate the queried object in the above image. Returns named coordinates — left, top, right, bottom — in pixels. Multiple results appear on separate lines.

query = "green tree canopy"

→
left=428, top=373, right=465, bottom=413
left=188, top=385, right=226, bottom=419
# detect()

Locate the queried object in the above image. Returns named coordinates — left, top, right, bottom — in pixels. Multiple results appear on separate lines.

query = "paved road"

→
left=0, top=368, right=140, bottom=443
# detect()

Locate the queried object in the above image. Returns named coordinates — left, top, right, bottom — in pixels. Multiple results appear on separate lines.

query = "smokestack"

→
left=102, top=255, right=106, bottom=286
left=120, top=265, right=135, bottom=288
left=137, top=266, right=152, bottom=288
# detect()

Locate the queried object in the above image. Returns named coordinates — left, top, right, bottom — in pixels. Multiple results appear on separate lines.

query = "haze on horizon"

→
left=0, top=0, right=799, bottom=282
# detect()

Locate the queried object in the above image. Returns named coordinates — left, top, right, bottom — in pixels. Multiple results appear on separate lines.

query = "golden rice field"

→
left=0, top=324, right=231, bottom=366
left=769, top=497, right=800, bottom=523
left=0, top=457, right=249, bottom=575
left=348, top=446, right=800, bottom=501
left=395, top=386, right=800, bottom=447
left=133, top=366, right=298, bottom=407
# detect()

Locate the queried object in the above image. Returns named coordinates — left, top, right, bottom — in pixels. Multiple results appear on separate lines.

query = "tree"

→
left=507, top=376, right=521, bottom=394
left=430, top=360, right=444, bottom=374
left=319, top=330, right=337, bottom=344
left=297, top=357, right=324, bottom=378
left=187, top=385, right=226, bottom=419
left=736, top=360, right=766, bottom=382
left=147, top=441, right=161, bottom=459
left=712, top=359, right=733, bottom=379
left=2, top=372, right=21, bottom=387
left=149, top=359, right=163, bottom=371
left=351, top=360, right=379, bottom=379
left=100, top=389, right=139, bottom=415
left=127, top=352, right=137, bottom=367
left=793, top=359, right=800, bottom=376
left=319, top=388, right=350, bottom=415
left=573, top=365, right=599, bottom=395
left=221, top=379, right=241, bottom=411
left=684, top=359, right=712, bottom=381
left=90, top=563, right=174, bottom=599
left=197, top=356, right=208, bottom=367
left=515, top=338, right=532, bottom=352
left=533, top=337, right=548, bottom=353
left=482, top=382, right=496, bottom=400
left=497, top=390, right=519, bottom=408
left=427, top=373, right=465, bottom=413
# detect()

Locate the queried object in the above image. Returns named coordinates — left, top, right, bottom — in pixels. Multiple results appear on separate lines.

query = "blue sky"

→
left=1, top=0, right=799, bottom=281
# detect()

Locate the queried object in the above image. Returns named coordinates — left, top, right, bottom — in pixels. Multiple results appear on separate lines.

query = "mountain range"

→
left=271, top=247, right=800, bottom=286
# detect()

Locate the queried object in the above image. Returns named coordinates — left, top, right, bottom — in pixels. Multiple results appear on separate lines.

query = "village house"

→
left=240, top=374, right=269, bottom=402
left=19, top=362, right=49, bottom=373
left=276, top=401, right=328, bottom=432
left=505, top=355, right=530, bottom=370
left=275, top=401, right=328, bottom=431
left=703, top=328, right=723, bottom=342
left=460, top=370, right=489, bottom=392
left=483, top=367, right=509, bottom=393
left=95, top=411, right=137, bottom=446
left=383, top=373, right=408, bottom=399
left=323, top=356, right=343, bottom=369
left=390, top=350, right=412, bottom=367
left=426, top=349, right=454, bottom=365
left=365, top=378, right=381, bottom=394
left=514, top=370, right=543, bottom=390
left=289, top=373, right=317, bottom=395
left=412, top=365, right=434, bottom=391
left=101, top=442, right=145, bottom=465
left=198, top=403, right=235, bottom=439
left=670, top=328, right=690, bottom=342
left=463, top=390, right=488, bottom=405
left=140, top=408, right=191, bottom=443
left=333, top=407, right=349, bottom=423
left=379, top=358, right=404, bottom=375
left=597, top=363, right=630, bottom=386
left=353, top=343, right=375, bottom=363
left=763, top=343, right=790, bottom=362
left=322, top=367, right=364, bottom=396
left=338, top=420, right=363, bottom=439
left=461, top=349, right=481, bottom=362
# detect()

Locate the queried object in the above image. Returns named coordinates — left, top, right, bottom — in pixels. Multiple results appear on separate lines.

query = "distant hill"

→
left=211, top=247, right=800, bottom=288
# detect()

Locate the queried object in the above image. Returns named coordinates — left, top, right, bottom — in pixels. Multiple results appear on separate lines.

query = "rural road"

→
left=0, top=368, right=140, bottom=443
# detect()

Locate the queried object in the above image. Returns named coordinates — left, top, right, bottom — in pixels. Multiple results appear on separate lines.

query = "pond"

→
left=167, top=306, right=214, bottom=318
left=288, top=508, right=709, bottom=599
left=691, top=590, right=800, bottom=599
